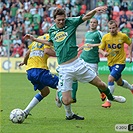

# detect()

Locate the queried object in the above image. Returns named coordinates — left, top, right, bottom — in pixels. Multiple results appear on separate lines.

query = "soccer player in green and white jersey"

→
left=79, top=18, right=106, bottom=101
left=24, top=7, right=127, bottom=119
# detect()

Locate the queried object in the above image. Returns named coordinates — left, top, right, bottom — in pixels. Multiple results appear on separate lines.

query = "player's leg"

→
left=61, top=90, right=84, bottom=120
left=23, top=69, right=52, bottom=118
left=90, top=76, right=126, bottom=103
left=102, top=64, right=128, bottom=108
left=102, top=75, right=115, bottom=108
left=87, top=63, right=106, bottom=101
left=116, top=78, right=133, bottom=92
left=89, top=76, right=114, bottom=101
left=57, top=63, right=84, bottom=120
left=23, top=86, right=50, bottom=118
left=56, top=80, right=78, bottom=107
left=42, top=70, right=82, bottom=120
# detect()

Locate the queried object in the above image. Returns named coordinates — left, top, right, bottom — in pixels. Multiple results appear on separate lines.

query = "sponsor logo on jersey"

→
left=54, top=32, right=68, bottom=42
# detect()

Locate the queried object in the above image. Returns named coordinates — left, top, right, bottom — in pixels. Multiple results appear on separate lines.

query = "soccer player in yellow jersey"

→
left=99, top=20, right=133, bottom=108
left=19, top=34, right=84, bottom=120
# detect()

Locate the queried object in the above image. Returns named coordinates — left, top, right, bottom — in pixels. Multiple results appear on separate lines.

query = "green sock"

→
left=101, top=88, right=114, bottom=101
left=72, top=81, right=78, bottom=102
left=98, top=88, right=103, bottom=94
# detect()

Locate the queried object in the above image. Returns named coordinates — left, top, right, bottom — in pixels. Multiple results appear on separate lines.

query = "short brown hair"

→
left=108, top=20, right=118, bottom=27
left=53, top=8, right=66, bottom=19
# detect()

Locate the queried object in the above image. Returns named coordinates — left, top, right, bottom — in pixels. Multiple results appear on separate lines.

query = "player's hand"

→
left=128, top=55, right=132, bottom=63
left=18, top=62, right=25, bottom=67
left=87, top=44, right=93, bottom=48
left=95, top=6, right=107, bottom=13
left=23, top=34, right=34, bottom=41
left=103, top=51, right=109, bottom=57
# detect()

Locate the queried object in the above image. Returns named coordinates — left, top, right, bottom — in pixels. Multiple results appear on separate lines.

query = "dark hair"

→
left=53, top=8, right=66, bottom=19
left=108, top=20, right=118, bottom=27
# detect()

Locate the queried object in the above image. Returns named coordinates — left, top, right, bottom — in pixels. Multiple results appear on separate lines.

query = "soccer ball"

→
left=10, top=108, right=25, bottom=124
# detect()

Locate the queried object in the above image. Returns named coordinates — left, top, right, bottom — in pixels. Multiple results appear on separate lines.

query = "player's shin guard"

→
left=98, top=88, right=103, bottom=93
left=71, top=81, right=78, bottom=103
left=101, top=88, right=114, bottom=101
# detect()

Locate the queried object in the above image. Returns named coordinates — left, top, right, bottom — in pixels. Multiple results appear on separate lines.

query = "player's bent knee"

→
left=62, top=98, right=72, bottom=105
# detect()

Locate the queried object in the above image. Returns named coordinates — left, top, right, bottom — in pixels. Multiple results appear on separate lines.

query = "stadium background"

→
left=0, top=0, right=133, bottom=74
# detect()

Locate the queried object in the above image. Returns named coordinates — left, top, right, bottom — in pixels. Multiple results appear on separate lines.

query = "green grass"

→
left=0, top=73, right=133, bottom=133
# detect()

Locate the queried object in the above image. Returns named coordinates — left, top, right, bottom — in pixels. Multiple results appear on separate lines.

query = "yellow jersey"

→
left=99, top=32, right=132, bottom=66
left=26, top=34, right=50, bottom=70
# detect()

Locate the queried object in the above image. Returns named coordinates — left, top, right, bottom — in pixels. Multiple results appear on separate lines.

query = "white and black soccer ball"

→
left=10, top=108, right=25, bottom=124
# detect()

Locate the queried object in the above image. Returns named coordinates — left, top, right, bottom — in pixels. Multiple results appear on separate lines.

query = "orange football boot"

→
left=102, top=101, right=111, bottom=108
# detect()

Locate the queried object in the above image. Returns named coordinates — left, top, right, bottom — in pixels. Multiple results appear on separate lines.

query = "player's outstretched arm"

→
left=24, top=34, right=53, bottom=46
left=87, top=43, right=101, bottom=47
left=82, top=6, right=107, bottom=21
left=19, top=50, right=30, bottom=66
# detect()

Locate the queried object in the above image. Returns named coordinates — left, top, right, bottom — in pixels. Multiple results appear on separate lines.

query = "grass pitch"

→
left=0, top=73, right=133, bottom=133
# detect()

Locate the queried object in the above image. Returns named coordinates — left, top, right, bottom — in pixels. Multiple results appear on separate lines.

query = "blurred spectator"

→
left=16, top=11, right=24, bottom=23
left=17, top=3, right=24, bottom=14
left=23, top=0, right=30, bottom=11
left=10, top=3, right=18, bottom=22
left=24, top=17, right=31, bottom=34
left=106, top=6, right=113, bottom=21
left=3, top=34, right=12, bottom=52
left=101, top=11, right=109, bottom=34
left=23, top=9, right=32, bottom=24
left=48, top=3, right=56, bottom=19
left=5, top=13, right=13, bottom=24
left=96, top=0, right=105, bottom=7
left=12, top=36, right=22, bottom=47
left=10, top=43, right=14, bottom=56
left=120, top=0, right=128, bottom=11
left=16, top=0, right=23, bottom=8
left=119, top=17, right=127, bottom=31
left=128, top=1, right=133, bottom=11
left=0, top=27, right=3, bottom=45
left=130, top=13, right=133, bottom=29
left=0, top=43, right=7, bottom=57
left=41, top=17, right=51, bottom=34
left=11, top=43, right=23, bottom=57
left=32, top=9, right=41, bottom=35
left=38, top=3, right=44, bottom=22
left=5, top=23, right=12, bottom=38
left=0, top=0, right=5, bottom=10
left=121, top=23, right=131, bottom=37
left=65, top=0, right=73, bottom=17
left=113, top=2, right=120, bottom=12
left=29, top=3, right=36, bottom=15
left=71, top=4, right=79, bottom=17
left=120, top=11, right=128, bottom=22
left=16, top=22, right=23, bottom=39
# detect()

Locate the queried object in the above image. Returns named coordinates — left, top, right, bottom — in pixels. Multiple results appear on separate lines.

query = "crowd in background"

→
left=0, top=0, right=133, bottom=58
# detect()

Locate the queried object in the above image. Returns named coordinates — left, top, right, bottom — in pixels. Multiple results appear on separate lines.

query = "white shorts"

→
left=57, top=58, right=97, bottom=92
left=87, top=63, right=98, bottom=75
